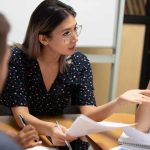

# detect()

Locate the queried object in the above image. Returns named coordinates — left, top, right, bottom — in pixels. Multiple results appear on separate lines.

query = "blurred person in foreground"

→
left=0, top=13, right=41, bottom=150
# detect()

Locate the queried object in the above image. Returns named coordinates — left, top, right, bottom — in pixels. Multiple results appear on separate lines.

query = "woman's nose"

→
left=71, top=32, right=78, bottom=43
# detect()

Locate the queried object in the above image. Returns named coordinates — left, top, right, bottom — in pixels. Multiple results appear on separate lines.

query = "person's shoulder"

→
left=10, top=47, right=28, bottom=65
left=71, top=51, right=90, bottom=64
left=11, top=47, right=25, bottom=57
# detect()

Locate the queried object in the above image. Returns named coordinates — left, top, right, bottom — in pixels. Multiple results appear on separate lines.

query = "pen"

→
left=55, top=121, right=72, bottom=150
left=19, top=114, right=28, bottom=127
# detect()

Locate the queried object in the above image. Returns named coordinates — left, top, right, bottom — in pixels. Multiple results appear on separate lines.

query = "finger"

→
left=140, top=98, right=150, bottom=103
left=132, top=99, right=142, bottom=104
left=140, top=90, right=150, bottom=97
left=142, top=95, right=150, bottom=101
left=60, top=126, right=67, bottom=133
left=51, top=133, right=66, bottom=146
left=21, top=133, right=39, bottom=143
left=66, top=134, right=77, bottom=141
left=53, top=128, right=66, bottom=140
left=22, top=125, right=35, bottom=132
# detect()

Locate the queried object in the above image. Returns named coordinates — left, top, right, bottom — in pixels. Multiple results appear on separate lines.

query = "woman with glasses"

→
left=1, top=0, right=150, bottom=149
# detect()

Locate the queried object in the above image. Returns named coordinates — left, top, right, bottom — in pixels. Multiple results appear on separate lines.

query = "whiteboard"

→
left=0, top=0, right=118, bottom=47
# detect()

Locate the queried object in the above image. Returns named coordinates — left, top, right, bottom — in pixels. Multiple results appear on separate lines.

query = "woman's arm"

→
left=80, top=98, right=123, bottom=121
left=80, top=89, right=150, bottom=121
left=135, top=104, right=150, bottom=132
left=135, top=81, right=150, bottom=132
left=11, top=106, right=75, bottom=146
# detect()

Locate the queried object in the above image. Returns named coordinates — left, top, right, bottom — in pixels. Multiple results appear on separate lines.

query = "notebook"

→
left=111, top=145, right=149, bottom=150
left=118, top=128, right=150, bottom=149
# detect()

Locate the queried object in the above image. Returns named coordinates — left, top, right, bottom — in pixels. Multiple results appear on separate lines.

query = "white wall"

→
left=0, top=0, right=118, bottom=47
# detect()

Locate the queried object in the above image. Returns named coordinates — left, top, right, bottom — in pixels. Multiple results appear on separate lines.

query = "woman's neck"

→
left=37, top=49, right=60, bottom=65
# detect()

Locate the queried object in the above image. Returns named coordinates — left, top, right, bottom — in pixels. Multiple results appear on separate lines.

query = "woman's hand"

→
left=118, top=89, right=150, bottom=104
left=14, top=125, right=41, bottom=149
left=50, top=124, right=76, bottom=146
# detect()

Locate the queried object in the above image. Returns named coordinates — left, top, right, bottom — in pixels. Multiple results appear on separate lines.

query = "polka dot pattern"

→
left=0, top=48, right=96, bottom=115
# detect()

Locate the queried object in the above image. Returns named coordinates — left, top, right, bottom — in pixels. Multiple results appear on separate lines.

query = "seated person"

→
left=1, top=1, right=150, bottom=150
left=0, top=13, right=41, bottom=149
left=0, top=0, right=150, bottom=150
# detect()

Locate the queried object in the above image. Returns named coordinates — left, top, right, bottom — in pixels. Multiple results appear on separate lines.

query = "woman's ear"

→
left=38, top=34, right=48, bottom=46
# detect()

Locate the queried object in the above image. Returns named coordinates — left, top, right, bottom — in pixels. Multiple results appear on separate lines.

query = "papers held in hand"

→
left=66, top=115, right=134, bottom=137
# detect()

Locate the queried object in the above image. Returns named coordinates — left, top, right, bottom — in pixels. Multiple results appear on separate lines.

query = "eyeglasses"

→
left=62, top=24, right=82, bottom=43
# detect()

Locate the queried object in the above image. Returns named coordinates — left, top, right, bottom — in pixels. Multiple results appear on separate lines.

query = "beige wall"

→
left=79, top=24, right=145, bottom=114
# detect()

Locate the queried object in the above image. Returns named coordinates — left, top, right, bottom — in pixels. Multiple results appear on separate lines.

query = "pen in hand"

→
left=55, top=121, right=72, bottom=150
left=18, top=114, right=39, bottom=143
left=19, top=114, right=28, bottom=127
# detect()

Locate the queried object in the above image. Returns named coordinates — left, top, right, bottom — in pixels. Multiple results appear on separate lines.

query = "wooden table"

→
left=0, top=115, right=73, bottom=147
left=0, top=113, right=135, bottom=150
left=88, top=113, right=135, bottom=150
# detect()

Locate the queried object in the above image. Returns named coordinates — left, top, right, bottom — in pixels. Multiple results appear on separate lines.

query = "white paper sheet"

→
left=66, top=115, right=134, bottom=137
left=26, top=146, right=58, bottom=150
left=123, top=126, right=150, bottom=143
left=110, top=145, right=148, bottom=150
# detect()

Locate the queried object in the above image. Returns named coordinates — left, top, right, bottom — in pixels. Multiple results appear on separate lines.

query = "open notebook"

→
left=118, top=126, right=150, bottom=149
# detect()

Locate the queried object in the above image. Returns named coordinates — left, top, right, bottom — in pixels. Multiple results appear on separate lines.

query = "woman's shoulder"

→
left=10, top=47, right=28, bottom=65
left=71, top=51, right=90, bottom=64
left=11, top=47, right=26, bottom=57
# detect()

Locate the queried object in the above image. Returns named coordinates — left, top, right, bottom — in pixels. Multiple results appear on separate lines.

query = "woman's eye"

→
left=63, top=31, right=71, bottom=37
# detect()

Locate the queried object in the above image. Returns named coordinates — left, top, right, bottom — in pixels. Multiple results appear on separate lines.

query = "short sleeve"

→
left=0, top=48, right=28, bottom=107
left=71, top=52, right=96, bottom=106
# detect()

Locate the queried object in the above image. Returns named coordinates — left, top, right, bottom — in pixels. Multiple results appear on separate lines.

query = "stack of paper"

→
left=66, top=115, right=134, bottom=137
left=118, top=127, right=150, bottom=149
left=123, top=126, right=150, bottom=142
left=110, top=145, right=149, bottom=150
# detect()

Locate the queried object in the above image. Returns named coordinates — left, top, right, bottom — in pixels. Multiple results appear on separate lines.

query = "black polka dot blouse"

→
left=0, top=48, right=96, bottom=115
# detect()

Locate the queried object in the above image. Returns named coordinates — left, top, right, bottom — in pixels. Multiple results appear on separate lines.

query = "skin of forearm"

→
left=135, top=104, right=150, bottom=132
left=21, top=113, right=55, bottom=136
left=12, top=108, right=55, bottom=136
left=81, top=97, right=126, bottom=121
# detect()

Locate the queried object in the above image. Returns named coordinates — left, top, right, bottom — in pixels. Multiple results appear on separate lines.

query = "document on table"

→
left=123, top=126, right=150, bottom=143
left=110, top=145, right=149, bottom=150
left=66, top=115, right=134, bottom=137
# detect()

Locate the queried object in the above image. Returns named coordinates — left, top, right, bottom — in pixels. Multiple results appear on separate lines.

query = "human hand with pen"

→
left=7, top=125, right=42, bottom=149
left=12, top=114, right=42, bottom=149
left=16, top=125, right=42, bottom=148
left=50, top=122, right=76, bottom=147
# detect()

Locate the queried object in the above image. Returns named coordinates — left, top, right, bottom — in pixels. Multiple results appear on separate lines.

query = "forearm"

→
left=81, top=98, right=126, bottom=121
left=11, top=107, right=55, bottom=136
left=20, top=113, right=55, bottom=136
left=135, top=103, right=150, bottom=132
